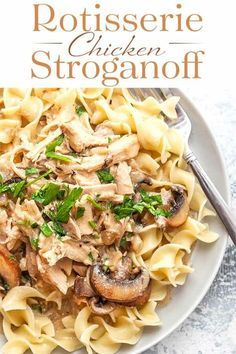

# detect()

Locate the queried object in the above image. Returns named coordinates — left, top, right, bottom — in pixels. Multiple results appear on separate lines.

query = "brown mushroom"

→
left=74, top=275, right=96, bottom=298
left=88, top=297, right=116, bottom=315
left=90, top=260, right=151, bottom=306
left=0, top=245, right=21, bottom=289
left=167, top=186, right=189, bottom=228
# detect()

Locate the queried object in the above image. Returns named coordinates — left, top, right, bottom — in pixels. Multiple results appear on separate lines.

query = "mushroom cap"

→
left=0, top=245, right=21, bottom=288
left=88, top=297, right=116, bottom=315
left=167, top=186, right=189, bottom=228
left=90, top=264, right=151, bottom=306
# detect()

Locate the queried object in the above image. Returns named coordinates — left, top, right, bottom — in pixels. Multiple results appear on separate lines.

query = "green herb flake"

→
left=45, top=151, right=74, bottom=162
left=0, top=174, right=3, bottom=184
left=96, top=169, right=114, bottom=184
left=88, top=220, right=97, bottom=230
left=46, top=134, right=64, bottom=153
left=3, top=282, right=9, bottom=291
left=31, top=222, right=39, bottom=229
left=119, top=232, right=133, bottom=250
left=30, top=303, right=42, bottom=313
left=108, top=137, right=112, bottom=143
left=88, top=252, right=94, bottom=263
left=55, top=187, right=83, bottom=223
left=26, top=169, right=53, bottom=187
left=31, top=237, right=39, bottom=250
left=25, top=167, right=39, bottom=176
left=32, top=182, right=60, bottom=206
left=9, top=255, right=16, bottom=261
left=51, top=221, right=67, bottom=237
left=76, top=206, right=85, bottom=219
left=111, top=191, right=169, bottom=220
left=87, top=195, right=104, bottom=211
left=76, top=106, right=86, bottom=116
left=40, top=223, right=53, bottom=237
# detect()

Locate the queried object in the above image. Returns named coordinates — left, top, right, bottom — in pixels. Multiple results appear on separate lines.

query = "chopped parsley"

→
left=51, top=221, right=67, bottom=237
left=32, top=182, right=60, bottom=206
left=88, top=252, right=94, bottom=263
left=119, top=232, right=133, bottom=250
left=96, top=169, right=114, bottom=184
left=31, top=237, right=39, bottom=250
left=26, top=169, right=53, bottom=187
left=25, top=167, right=39, bottom=176
left=0, top=179, right=26, bottom=198
left=3, top=282, right=9, bottom=291
left=45, top=134, right=74, bottom=162
left=76, top=206, right=85, bottom=219
left=108, top=137, right=112, bottom=143
left=30, top=303, right=42, bottom=313
left=31, top=222, right=39, bottom=229
left=40, top=223, right=53, bottom=237
left=45, top=151, right=74, bottom=162
left=9, top=255, right=16, bottom=261
left=88, top=220, right=97, bottom=230
left=87, top=195, right=104, bottom=211
left=46, top=134, right=64, bottom=153
left=0, top=174, right=3, bottom=183
left=55, top=187, right=83, bottom=223
left=111, top=190, right=171, bottom=220
left=76, top=105, right=86, bottom=116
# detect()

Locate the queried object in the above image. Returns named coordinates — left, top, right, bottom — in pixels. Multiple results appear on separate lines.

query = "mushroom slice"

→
left=167, top=186, right=189, bottom=228
left=90, top=264, right=151, bottom=306
left=0, top=245, right=21, bottom=288
left=88, top=297, right=116, bottom=315
left=74, top=275, right=95, bottom=298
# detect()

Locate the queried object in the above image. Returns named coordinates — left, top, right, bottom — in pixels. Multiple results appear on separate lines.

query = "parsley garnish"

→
left=46, top=134, right=64, bottom=153
left=0, top=174, right=3, bottom=183
left=88, top=220, right=97, bottom=230
left=25, top=167, right=39, bottom=176
left=51, top=221, right=67, bottom=237
left=55, top=187, right=83, bottom=223
left=30, top=303, right=42, bottom=313
left=88, top=252, right=94, bottom=263
left=111, top=190, right=171, bottom=220
left=9, top=255, right=16, bottom=261
left=31, top=237, right=39, bottom=250
left=0, top=179, right=26, bottom=198
left=26, top=169, right=53, bottom=187
left=87, top=195, right=104, bottom=211
left=119, top=232, right=133, bottom=250
left=96, top=169, right=114, bottom=184
left=45, top=134, right=74, bottom=162
left=40, top=223, right=53, bottom=237
left=45, top=151, right=74, bottom=162
left=32, top=182, right=60, bottom=206
left=76, top=206, right=85, bottom=219
left=76, top=106, right=86, bottom=116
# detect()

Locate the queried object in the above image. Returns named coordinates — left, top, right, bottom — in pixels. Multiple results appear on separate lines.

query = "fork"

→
left=129, top=88, right=236, bottom=245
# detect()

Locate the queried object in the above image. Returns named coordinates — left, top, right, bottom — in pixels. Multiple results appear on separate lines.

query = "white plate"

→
left=0, top=89, right=230, bottom=354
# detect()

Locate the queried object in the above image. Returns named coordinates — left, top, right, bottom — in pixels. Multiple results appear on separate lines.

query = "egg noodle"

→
left=0, top=88, right=218, bottom=354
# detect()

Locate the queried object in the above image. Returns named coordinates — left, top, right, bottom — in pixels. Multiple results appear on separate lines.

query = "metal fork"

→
left=129, top=88, right=236, bottom=245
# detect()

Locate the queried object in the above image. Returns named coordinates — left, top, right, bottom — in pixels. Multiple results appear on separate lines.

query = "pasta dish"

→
left=0, top=88, right=218, bottom=354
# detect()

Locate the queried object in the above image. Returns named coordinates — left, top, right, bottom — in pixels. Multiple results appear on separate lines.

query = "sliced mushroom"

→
left=0, top=245, right=21, bottom=288
left=74, top=275, right=95, bottom=298
left=88, top=297, right=116, bottom=315
left=90, top=261, right=151, bottom=306
left=73, top=262, right=88, bottom=277
left=167, top=186, right=189, bottom=228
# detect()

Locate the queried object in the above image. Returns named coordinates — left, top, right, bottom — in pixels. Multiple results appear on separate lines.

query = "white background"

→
left=0, top=0, right=235, bottom=87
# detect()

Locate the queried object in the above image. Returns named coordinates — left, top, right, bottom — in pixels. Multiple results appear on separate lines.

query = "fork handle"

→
left=184, top=150, right=236, bottom=245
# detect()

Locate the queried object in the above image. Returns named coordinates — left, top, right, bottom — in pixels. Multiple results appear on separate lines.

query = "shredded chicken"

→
left=107, top=134, right=140, bottom=165
left=62, top=117, right=109, bottom=152
left=115, top=162, right=134, bottom=195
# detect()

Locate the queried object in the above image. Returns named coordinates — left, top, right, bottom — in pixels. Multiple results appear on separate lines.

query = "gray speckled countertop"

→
left=145, top=88, right=236, bottom=354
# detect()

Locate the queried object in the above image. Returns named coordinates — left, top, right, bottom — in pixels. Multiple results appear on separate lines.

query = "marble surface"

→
left=145, top=88, right=236, bottom=354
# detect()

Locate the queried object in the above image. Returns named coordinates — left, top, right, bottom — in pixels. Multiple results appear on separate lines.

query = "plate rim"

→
left=130, top=88, right=230, bottom=354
